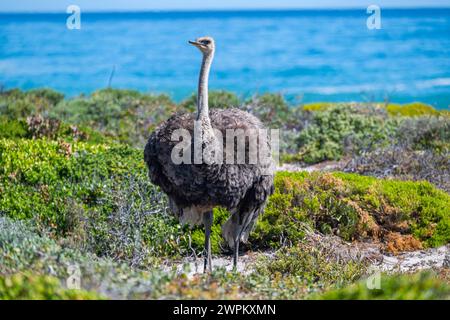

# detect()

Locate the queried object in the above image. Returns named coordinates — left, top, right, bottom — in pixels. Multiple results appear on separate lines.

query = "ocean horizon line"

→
left=1, top=7, right=450, bottom=15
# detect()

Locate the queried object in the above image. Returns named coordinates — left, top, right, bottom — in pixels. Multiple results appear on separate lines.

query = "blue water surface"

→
left=0, top=9, right=449, bottom=108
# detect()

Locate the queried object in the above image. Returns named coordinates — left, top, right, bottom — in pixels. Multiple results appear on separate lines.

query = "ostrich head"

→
left=189, top=36, right=215, bottom=55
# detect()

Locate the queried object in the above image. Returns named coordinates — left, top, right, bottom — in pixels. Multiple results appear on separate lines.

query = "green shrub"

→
left=255, top=242, right=367, bottom=286
left=343, top=115, right=450, bottom=193
left=158, top=170, right=450, bottom=253
left=302, top=102, right=336, bottom=112
left=0, top=217, right=177, bottom=299
left=344, top=145, right=450, bottom=193
left=0, top=114, right=110, bottom=145
left=51, top=88, right=177, bottom=146
left=0, top=138, right=146, bottom=229
left=0, top=273, right=104, bottom=300
left=251, top=171, right=450, bottom=250
left=0, top=137, right=207, bottom=259
left=386, top=102, right=438, bottom=117
left=301, top=101, right=441, bottom=118
left=295, top=106, right=398, bottom=164
left=80, top=176, right=192, bottom=262
left=0, top=88, right=64, bottom=119
left=0, top=117, right=28, bottom=139
left=314, top=272, right=450, bottom=300
left=179, top=90, right=240, bottom=111
left=2, top=134, right=447, bottom=256
left=243, top=93, right=291, bottom=128
left=396, top=116, right=450, bottom=153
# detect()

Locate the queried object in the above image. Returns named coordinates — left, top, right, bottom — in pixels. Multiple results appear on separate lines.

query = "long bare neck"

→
left=197, top=52, right=214, bottom=121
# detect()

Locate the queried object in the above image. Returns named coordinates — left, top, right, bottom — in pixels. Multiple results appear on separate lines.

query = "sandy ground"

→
left=376, top=245, right=450, bottom=273
left=162, top=251, right=274, bottom=276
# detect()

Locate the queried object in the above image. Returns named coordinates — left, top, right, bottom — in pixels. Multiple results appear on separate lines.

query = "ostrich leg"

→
left=233, top=220, right=243, bottom=271
left=203, top=210, right=213, bottom=273
left=233, top=238, right=240, bottom=270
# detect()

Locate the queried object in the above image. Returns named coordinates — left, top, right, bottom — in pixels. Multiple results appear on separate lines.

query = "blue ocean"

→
left=0, top=9, right=449, bottom=108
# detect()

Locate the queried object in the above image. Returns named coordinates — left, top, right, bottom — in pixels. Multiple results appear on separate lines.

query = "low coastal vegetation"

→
left=1, top=137, right=448, bottom=257
left=0, top=273, right=104, bottom=300
left=0, top=88, right=449, bottom=299
left=1, top=88, right=447, bottom=170
left=312, top=272, right=450, bottom=300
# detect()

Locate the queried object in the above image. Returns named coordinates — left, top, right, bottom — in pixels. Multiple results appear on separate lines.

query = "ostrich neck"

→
left=195, top=51, right=219, bottom=165
left=197, top=52, right=213, bottom=121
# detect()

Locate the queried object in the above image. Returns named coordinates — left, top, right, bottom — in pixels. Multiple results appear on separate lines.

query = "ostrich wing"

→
left=144, top=108, right=274, bottom=214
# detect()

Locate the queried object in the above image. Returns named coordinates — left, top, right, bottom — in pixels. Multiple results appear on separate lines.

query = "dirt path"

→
left=375, top=245, right=449, bottom=272
left=162, top=252, right=272, bottom=276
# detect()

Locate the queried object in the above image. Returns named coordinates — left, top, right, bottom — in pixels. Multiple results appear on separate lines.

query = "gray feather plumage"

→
left=144, top=107, right=274, bottom=247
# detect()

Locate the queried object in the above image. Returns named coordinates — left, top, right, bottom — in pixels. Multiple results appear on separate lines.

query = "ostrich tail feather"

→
left=221, top=218, right=236, bottom=248
left=221, top=211, right=257, bottom=249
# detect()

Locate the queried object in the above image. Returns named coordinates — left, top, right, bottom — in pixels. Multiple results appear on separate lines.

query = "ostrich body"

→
left=144, top=37, right=274, bottom=272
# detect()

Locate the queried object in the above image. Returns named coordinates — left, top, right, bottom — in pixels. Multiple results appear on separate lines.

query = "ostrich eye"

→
left=200, top=40, right=210, bottom=45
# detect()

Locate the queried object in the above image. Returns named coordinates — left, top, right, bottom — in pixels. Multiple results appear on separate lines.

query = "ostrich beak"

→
left=188, top=40, right=203, bottom=47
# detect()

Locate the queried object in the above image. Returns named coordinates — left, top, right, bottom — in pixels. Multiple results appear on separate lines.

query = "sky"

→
left=1, top=0, right=449, bottom=12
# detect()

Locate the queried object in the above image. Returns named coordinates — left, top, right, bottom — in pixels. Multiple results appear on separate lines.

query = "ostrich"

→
left=144, top=36, right=274, bottom=272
